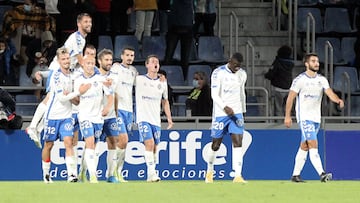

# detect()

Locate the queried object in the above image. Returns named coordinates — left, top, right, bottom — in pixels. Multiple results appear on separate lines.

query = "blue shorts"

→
left=100, top=117, right=120, bottom=141
left=137, top=122, right=161, bottom=144
left=211, top=113, right=244, bottom=139
left=79, top=120, right=103, bottom=142
left=43, top=118, right=74, bottom=142
left=299, top=120, right=320, bottom=142
left=72, top=113, right=80, bottom=132
left=117, top=110, right=133, bottom=135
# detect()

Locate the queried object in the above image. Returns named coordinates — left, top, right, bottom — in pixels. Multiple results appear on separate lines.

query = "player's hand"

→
left=338, top=99, right=344, bottom=109
left=224, top=106, right=234, bottom=116
left=284, top=116, right=292, bottom=128
left=102, top=107, right=110, bottom=116
left=79, top=83, right=91, bottom=95
left=167, top=119, right=174, bottom=129
left=35, top=71, right=42, bottom=81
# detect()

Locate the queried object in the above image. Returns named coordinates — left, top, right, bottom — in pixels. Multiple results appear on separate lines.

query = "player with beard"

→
left=95, top=49, right=122, bottom=183
left=41, top=47, right=90, bottom=183
left=111, top=47, right=138, bottom=182
left=26, top=13, right=93, bottom=148
left=284, top=53, right=344, bottom=183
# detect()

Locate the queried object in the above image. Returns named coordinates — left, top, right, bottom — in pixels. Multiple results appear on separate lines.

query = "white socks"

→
left=94, top=144, right=101, bottom=171
left=144, top=150, right=156, bottom=176
left=232, top=147, right=244, bottom=177
left=107, top=149, right=117, bottom=177
left=42, top=160, right=51, bottom=177
left=309, top=148, right=325, bottom=175
left=206, top=148, right=216, bottom=172
left=292, top=148, right=308, bottom=176
left=116, top=148, right=126, bottom=175
left=84, top=149, right=96, bottom=177
left=30, top=102, right=46, bottom=129
left=65, top=156, right=77, bottom=177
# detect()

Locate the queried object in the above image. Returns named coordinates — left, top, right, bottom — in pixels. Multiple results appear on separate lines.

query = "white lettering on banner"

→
left=203, top=142, right=227, bottom=165
left=126, top=142, right=145, bottom=164
left=50, top=130, right=230, bottom=166
left=47, top=130, right=241, bottom=180
left=180, top=131, right=202, bottom=164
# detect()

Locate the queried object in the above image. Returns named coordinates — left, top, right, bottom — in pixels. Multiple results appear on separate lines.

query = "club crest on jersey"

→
left=93, top=81, right=98, bottom=87
left=158, top=84, right=162, bottom=89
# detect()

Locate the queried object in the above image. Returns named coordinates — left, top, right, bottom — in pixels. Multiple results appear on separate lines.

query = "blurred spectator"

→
left=0, top=37, right=19, bottom=86
left=57, top=0, right=78, bottom=45
left=25, top=30, right=56, bottom=77
left=185, top=71, right=212, bottom=116
left=91, top=0, right=111, bottom=47
left=133, top=0, right=158, bottom=43
left=193, top=0, right=217, bottom=38
left=158, top=69, right=174, bottom=115
left=164, top=0, right=194, bottom=78
left=0, top=88, right=23, bottom=129
left=157, top=0, right=171, bottom=36
left=2, top=0, right=55, bottom=64
left=44, top=0, right=60, bottom=42
left=110, top=0, right=133, bottom=36
left=265, top=45, right=294, bottom=116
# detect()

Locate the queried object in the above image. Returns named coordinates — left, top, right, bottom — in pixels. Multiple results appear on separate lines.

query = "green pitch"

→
left=1, top=180, right=360, bottom=203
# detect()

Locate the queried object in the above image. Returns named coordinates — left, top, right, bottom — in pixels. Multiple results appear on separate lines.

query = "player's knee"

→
left=211, top=143, right=221, bottom=151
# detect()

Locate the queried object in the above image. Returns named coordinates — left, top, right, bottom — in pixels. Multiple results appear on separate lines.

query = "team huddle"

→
left=25, top=13, right=173, bottom=183
left=24, top=10, right=343, bottom=184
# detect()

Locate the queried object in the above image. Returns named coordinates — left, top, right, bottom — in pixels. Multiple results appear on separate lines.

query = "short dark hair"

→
left=77, top=13, right=91, bottom=23
left=122, top=46, right=135, bottom=54
left=145, top=54, right=159, bottom=64
left=231, top=52, right=243, bottom=63
left=97, top=48, right=113, bottom=60
left=303, top=53, right=318, bottom=63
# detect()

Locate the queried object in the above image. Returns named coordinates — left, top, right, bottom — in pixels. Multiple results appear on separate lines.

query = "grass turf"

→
left=1, top=180, right=360, bottom=203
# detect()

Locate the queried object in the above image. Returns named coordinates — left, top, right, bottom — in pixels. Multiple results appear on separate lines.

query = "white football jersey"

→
left=74, top=73, right=113, bottom=123
left=112, top=63, right=138, bottom=112
left=211, top=64, right=247, bottom=118
left=48, top=31, right=86, bottom=71
left=64, top=31, right=86, bottom=69
left=290, top=72, right=330, bottom=123
left=45, top=69, right=78, bottom=120
left=101, top=69, right=119, bottom=119
left=135, top=75, right=168, bottom=127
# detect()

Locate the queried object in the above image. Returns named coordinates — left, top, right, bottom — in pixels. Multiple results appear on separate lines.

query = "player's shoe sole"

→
left=291, top=175, right=305, bottom=183
left=67, top=175, right=78, bottom=183
left=107, top=176, right=120, bottom=183
left=320, top=172, right=332, bottom=182
left=147, top=174, right=161, bottom=182
left=90, top=175, right=98, bottom=183
left=205, top=171, right=213, bottom=183
left=233, top=176, right=247, bottom=183
left=43, top=174, right=53, bottom=184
